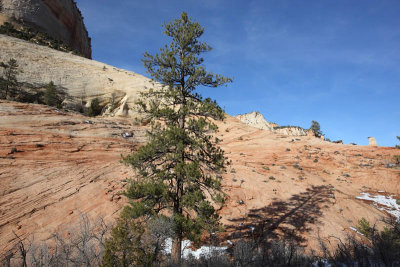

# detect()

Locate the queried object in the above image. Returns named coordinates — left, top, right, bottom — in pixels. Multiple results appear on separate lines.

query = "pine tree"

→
left=87, top=97, right=102, bottom=117
left=396, top=136, right=400, bottom=149
left=44, top=81, right=61, bottom=107
left=0, top=58, right=19, bottom=99
left=101, top=216, right=149, bottom=267
left=310, top=120, right=322, bottom=137
left=121, top=12, right=231, bottom=262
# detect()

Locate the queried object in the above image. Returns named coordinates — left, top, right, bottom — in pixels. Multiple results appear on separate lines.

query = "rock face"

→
left=0, top=35, right=159, bottom=117
left=1, top=100, right=399, bottom=254
left=0, top=100, right=146, bottom=253
left=1, top=0, right=91, bottom=58
left=234, top=111, right=274, bottom=130
left=369, top=137, right=378, bottom=147
left=274, top=126, right=311, bottom=136
left=235, top=111, right=314, bottom=137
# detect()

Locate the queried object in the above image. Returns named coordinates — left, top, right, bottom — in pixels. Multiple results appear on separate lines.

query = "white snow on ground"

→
left=356, top=193, right=400, bottom=220
left=349, top=226, right=364, bottom=236
left=163, top=238, right=228, bottom=259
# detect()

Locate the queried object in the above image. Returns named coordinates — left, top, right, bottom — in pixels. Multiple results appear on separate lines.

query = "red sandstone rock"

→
left=0, top=100, right=399, bottom=254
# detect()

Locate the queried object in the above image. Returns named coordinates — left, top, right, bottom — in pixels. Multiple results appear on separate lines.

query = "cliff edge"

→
left=1, top=0, right=92, bottom=58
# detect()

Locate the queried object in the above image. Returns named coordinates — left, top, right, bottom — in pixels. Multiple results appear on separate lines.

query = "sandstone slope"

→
left=217, top=118, right=399, bottom=250
left=0, top=100, right=146, bottom=252
left=1, top=100, right=399, bottom=254
left=0, top=35, right=159, bottom=117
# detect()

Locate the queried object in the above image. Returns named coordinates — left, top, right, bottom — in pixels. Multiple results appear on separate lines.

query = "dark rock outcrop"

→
left=1, top=0, right=91, bottom=58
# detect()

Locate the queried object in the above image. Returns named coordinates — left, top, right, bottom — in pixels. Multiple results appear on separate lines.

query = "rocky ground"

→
left=0, top=35, right=158, bottom=117
left=217, top=117, right=400, bottom=251
left=0, top=100, right=399, bottom=254
left=0, top=101, right=145, bottom=252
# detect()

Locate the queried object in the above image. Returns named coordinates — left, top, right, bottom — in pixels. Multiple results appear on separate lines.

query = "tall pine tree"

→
left=122, top=12, right=231, bottom=262
left=0, top=58, right=19, bottom=99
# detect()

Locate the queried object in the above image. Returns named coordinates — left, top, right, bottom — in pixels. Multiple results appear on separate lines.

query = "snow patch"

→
left=356, top=193, right=400, bottom=220
left=349, top=226, right=364, bottom=236
left=163, top=238, right=228, bottom=259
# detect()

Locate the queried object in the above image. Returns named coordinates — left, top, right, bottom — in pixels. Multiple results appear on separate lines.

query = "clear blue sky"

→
left=78, top=0, right=400, bottom=146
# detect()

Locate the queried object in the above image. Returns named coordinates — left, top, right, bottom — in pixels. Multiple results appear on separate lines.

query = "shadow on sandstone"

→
left=226, top=185, right=333, bottom=245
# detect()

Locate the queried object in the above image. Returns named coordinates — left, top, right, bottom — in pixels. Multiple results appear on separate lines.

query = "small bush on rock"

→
left=44, top=81, right=62, bottom=108
left=88, top=98, right=102, bottom=117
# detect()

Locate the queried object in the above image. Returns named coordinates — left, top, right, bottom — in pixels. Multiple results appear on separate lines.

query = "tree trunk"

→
left=171, top=237, right=182, bottom=263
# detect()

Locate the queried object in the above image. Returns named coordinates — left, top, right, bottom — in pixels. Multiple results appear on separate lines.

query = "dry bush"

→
left=0, top=214, right=109, bottom=267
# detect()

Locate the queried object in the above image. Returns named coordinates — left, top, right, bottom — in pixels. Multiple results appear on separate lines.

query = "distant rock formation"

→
left=0, top=35, right=159, bottom=117
left=368, top=137, right=378, bottom=147
left=235, top=111, right=317, bottom=137
left=274, top=126, right=311, bottom=136
left=235, top=111, right=274, bottom=131
left=0, top=0, right=91, bottom=58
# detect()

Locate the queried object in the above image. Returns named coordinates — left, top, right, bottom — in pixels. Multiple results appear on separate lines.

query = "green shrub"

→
left=310, top=120, right=323, bottom=137
left=356, top=217, right=373, bottom=237
left=87, top=98, right=102, bottom=117
left=393, top=155, right=400, bottom=165
left=44, top=81, right=62, bottom=107
left=0, top=58, right=19, bottom=99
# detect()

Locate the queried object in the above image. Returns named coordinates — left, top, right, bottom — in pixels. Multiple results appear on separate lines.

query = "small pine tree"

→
left=87, top=98, right=102, bottom=117
left=396, top=136, right=400, bottom=149
left=44, top=81, right=61, bottom=107
left=357, top=217, right=374, bottom=237
left=107, top=12, right=231, bottom=263
left=0, top=58, right=19, bottom=99
left=101, top=216, right=150, bottom=267
left=310, top=120, right=323, bottom=137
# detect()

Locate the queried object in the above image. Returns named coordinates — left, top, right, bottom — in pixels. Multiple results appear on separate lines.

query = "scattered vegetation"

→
left=319, top=217, right=400, bottom=266
left=0, top=59, right=66, bottom=105
left=0, top=22, right=82, bottom=56
left=0, top=215, right=108, bottom=267
left=293, top=163, right=302, bottom=170
left=273, top=125, right=306, bottom=130
left=2, top=216, right=399, bottom=266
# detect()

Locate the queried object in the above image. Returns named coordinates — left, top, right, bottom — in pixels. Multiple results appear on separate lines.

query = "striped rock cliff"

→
left=0, top=0, right=91, bottom=58
left=0, top=34, right=160, bottom=117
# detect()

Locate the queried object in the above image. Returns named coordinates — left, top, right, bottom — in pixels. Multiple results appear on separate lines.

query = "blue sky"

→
left=78, top=0, right=400, bottom=146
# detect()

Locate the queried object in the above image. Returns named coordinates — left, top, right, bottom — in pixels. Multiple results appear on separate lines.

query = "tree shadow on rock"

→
left=226, top=185, right=333, bottom=246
